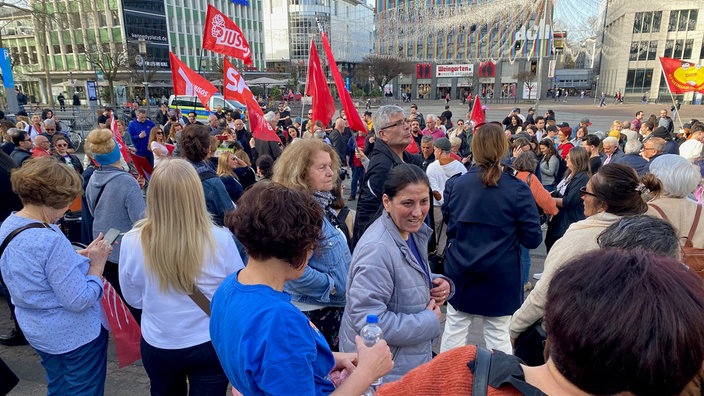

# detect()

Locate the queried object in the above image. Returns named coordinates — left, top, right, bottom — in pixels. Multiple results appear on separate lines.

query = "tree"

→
left=86, top=49, right=130, bottom=105
left=354, top=55, right=413, bottom=92
left=513, top=71, right=536, bottom=100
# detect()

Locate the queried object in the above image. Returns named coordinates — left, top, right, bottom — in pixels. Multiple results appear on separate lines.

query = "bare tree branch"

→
left=354, top=55, right=414, bottom=89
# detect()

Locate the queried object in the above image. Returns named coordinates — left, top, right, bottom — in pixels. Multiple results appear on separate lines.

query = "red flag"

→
left=169, top=52, right=219, bottom=110
left=110, top=115, right=132, bottom=163
left=101, top=279, right=141, bottom=368
left=469, top=95, right=486, bottom=127
left=202, top=5, right=253, bottom=66
left=320, top=31, right=365, bottom=133
left=659, top=57, right=704, bottom=94
left=223, top=58, right=280, bottom=142
left=305, top=40, right=335, bottom=128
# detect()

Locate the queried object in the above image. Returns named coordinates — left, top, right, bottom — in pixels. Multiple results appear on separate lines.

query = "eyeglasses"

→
left=44, top=128, right=56, bottom=131
left=379, top=119, right=409, bottom=131
left=579, top=186, right=598, bottom=198
left=56, top=143, right=68, bottom=147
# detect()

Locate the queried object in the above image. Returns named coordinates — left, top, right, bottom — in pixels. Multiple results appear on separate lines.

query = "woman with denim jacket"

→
left=272, top=139, right=352, bottom=351
left=339, top=164, right=454, bottom=381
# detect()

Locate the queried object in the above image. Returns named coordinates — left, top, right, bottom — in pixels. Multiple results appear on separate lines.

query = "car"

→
left=168, top=95, right=246, bottom=123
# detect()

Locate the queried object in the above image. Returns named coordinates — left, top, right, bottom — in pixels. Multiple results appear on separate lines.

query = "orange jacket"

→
left=516, top=171, right=559, bottom=216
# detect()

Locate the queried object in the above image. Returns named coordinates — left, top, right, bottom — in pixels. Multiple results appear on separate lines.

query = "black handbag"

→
left=513, top=319, right=547, bottom=366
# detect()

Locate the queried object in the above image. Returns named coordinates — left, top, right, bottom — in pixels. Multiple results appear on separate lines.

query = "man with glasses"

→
left=186, top=112, right=203, bottom=125
left=352, top=105, right=423, bottom=247
left=302, top=110, right=313, bottom=132
left=10, top=129, right=32, bottom=166
left=42, top=119, right=74, bottom=154
left=641, top=137, right=666, bottom=165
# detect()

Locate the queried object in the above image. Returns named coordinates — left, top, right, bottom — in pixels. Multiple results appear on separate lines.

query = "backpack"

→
left=650, top=203, right=704, bottom=279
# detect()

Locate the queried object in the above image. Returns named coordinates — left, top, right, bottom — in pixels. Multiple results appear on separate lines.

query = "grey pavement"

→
left=6, top=96, right=666, bottom=394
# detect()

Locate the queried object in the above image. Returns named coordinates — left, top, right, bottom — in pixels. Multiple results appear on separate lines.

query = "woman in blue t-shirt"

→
left=210, top=182, right=392, bottom=395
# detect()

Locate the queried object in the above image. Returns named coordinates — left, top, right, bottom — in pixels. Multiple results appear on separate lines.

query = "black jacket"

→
left=352, top=139, right=422, bottom=247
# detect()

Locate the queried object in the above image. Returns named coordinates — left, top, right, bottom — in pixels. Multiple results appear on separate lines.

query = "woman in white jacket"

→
left=119, top=158, right=244, bottom=395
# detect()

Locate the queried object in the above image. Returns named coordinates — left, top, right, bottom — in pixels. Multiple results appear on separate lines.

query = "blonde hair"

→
left=234, top=149, right=251, bottom=166
left=272, top=138, right=340, bottom=192
left=217, top=151, right=235, bottom=177
left=134, top=158, right=215, bottom=294
left=86, top=128, right=116, bottom=155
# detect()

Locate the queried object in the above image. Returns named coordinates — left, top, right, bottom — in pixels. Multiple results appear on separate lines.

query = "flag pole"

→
left=194, top=47, right=205, bottom=114
left=661, top=68, right=685, bottom=132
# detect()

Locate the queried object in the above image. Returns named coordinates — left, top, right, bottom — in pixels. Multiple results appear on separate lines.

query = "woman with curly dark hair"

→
left=211, top=182, right=393, bottom=395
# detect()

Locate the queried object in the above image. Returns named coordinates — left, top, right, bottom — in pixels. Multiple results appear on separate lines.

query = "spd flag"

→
left=305, top=40, right=335, bottom=128
left=320, top=30, right=366, bottom=133
left=469, top=95, right=486, bottom=127
left=223, top=58, right=280, bottom=142
left=202, top=5, right=253, bottom=66
left=169, top=52, right=219, bottom=110
left=659, top=57, right=704, bottom=94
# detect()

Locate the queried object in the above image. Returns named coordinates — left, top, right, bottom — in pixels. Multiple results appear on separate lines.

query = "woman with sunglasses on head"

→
left=510, top=163, right=648, bottom=350
left=53, top=135, right=83, bottom=174
left=148, top=126, right=170, bottom=168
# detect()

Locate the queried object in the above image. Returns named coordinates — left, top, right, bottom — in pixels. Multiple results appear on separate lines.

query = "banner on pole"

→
left=169, top=52, right=219, bottom=110
left=659, top=57, right=704, bottom=94
left=203, top=5, right=253, bottom=66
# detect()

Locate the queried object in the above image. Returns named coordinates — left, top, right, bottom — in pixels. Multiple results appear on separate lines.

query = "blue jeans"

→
left=350, top=165, right=365, bottom=198
left=141, top=338, right=228, bottom=396
left=36, top=327, right=108, bottom=396
left=520, top=245, right=531, bottom=287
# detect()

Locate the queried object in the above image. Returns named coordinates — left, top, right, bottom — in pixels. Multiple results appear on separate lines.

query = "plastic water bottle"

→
left=361, top=314, right=384, bottom=394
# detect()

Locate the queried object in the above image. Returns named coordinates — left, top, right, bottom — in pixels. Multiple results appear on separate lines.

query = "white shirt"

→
left=426, top=159, right=467, bottom=206
left=119, top=226, right=244, bottom=349
left=679, top=139, right=703, bottom=162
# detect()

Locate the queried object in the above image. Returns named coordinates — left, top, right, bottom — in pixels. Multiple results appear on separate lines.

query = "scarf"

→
left=313, top=191, right=340, bottom=228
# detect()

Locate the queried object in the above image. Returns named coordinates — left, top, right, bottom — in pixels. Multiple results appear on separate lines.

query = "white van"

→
left=168, top=95, right=246, bottom=122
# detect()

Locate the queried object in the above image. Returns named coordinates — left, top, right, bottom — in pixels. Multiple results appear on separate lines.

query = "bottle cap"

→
left=366, top=314, right=378, bottom=324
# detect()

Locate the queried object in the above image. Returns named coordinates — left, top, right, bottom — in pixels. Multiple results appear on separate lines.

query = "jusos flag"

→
left=169, top=52, right=219, bottom=110
left=223, top=58, right=280, bottom=142
left=203, top=5, right=253, bottom=66
left=659, top=57, right=704, bottom=94
left=469, top=95, right=486, bottom=127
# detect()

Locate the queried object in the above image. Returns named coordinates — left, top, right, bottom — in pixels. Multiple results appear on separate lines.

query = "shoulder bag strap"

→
left=471, top=346, right=492, bottom=396
left=0, top=223, right=52, bottom=258
left=648, top=203, right=670, bottom=222
left=685, top=204, right=702, bottom=248
left=188, top=287, right=211, bottom=317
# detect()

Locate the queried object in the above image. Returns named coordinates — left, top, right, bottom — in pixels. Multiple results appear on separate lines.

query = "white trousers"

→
left=440, top=303, right=512, bottom=354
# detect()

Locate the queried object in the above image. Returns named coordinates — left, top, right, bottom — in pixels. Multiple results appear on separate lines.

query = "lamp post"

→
left=69, top=71, right=76, bottom=117
left=137, top=38, right=149, bottom=117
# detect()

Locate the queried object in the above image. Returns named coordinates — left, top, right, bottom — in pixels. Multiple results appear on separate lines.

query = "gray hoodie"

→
left=85, top=166, right=145, bottom=263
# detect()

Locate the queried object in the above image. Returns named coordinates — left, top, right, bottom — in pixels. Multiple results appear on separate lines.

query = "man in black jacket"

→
left=352, top=105, right=423, bottom=247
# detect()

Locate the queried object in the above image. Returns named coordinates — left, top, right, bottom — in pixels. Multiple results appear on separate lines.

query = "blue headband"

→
left=93, top=141, right=121, bottom=165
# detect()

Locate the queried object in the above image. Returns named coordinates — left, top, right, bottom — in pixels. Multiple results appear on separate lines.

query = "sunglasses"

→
left=579, top=186, right=598, bottom=198
left=156, top=132, right=164, bottom=135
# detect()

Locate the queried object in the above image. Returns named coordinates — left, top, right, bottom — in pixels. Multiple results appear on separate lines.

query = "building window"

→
left=664, top=40, right=673, bottom=57
left=633, top=11, right=662, bottom=33
left=683, top=39, right=694, bottom=58
left=668, top=9, right=697, bottom=32
left=629, top=41, right=638, bottom=61
left=625, top=68, right=653, bottom=93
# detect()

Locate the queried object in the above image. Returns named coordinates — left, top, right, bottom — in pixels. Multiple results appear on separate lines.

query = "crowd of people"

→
left=0, top=97, right=703, bottom=395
